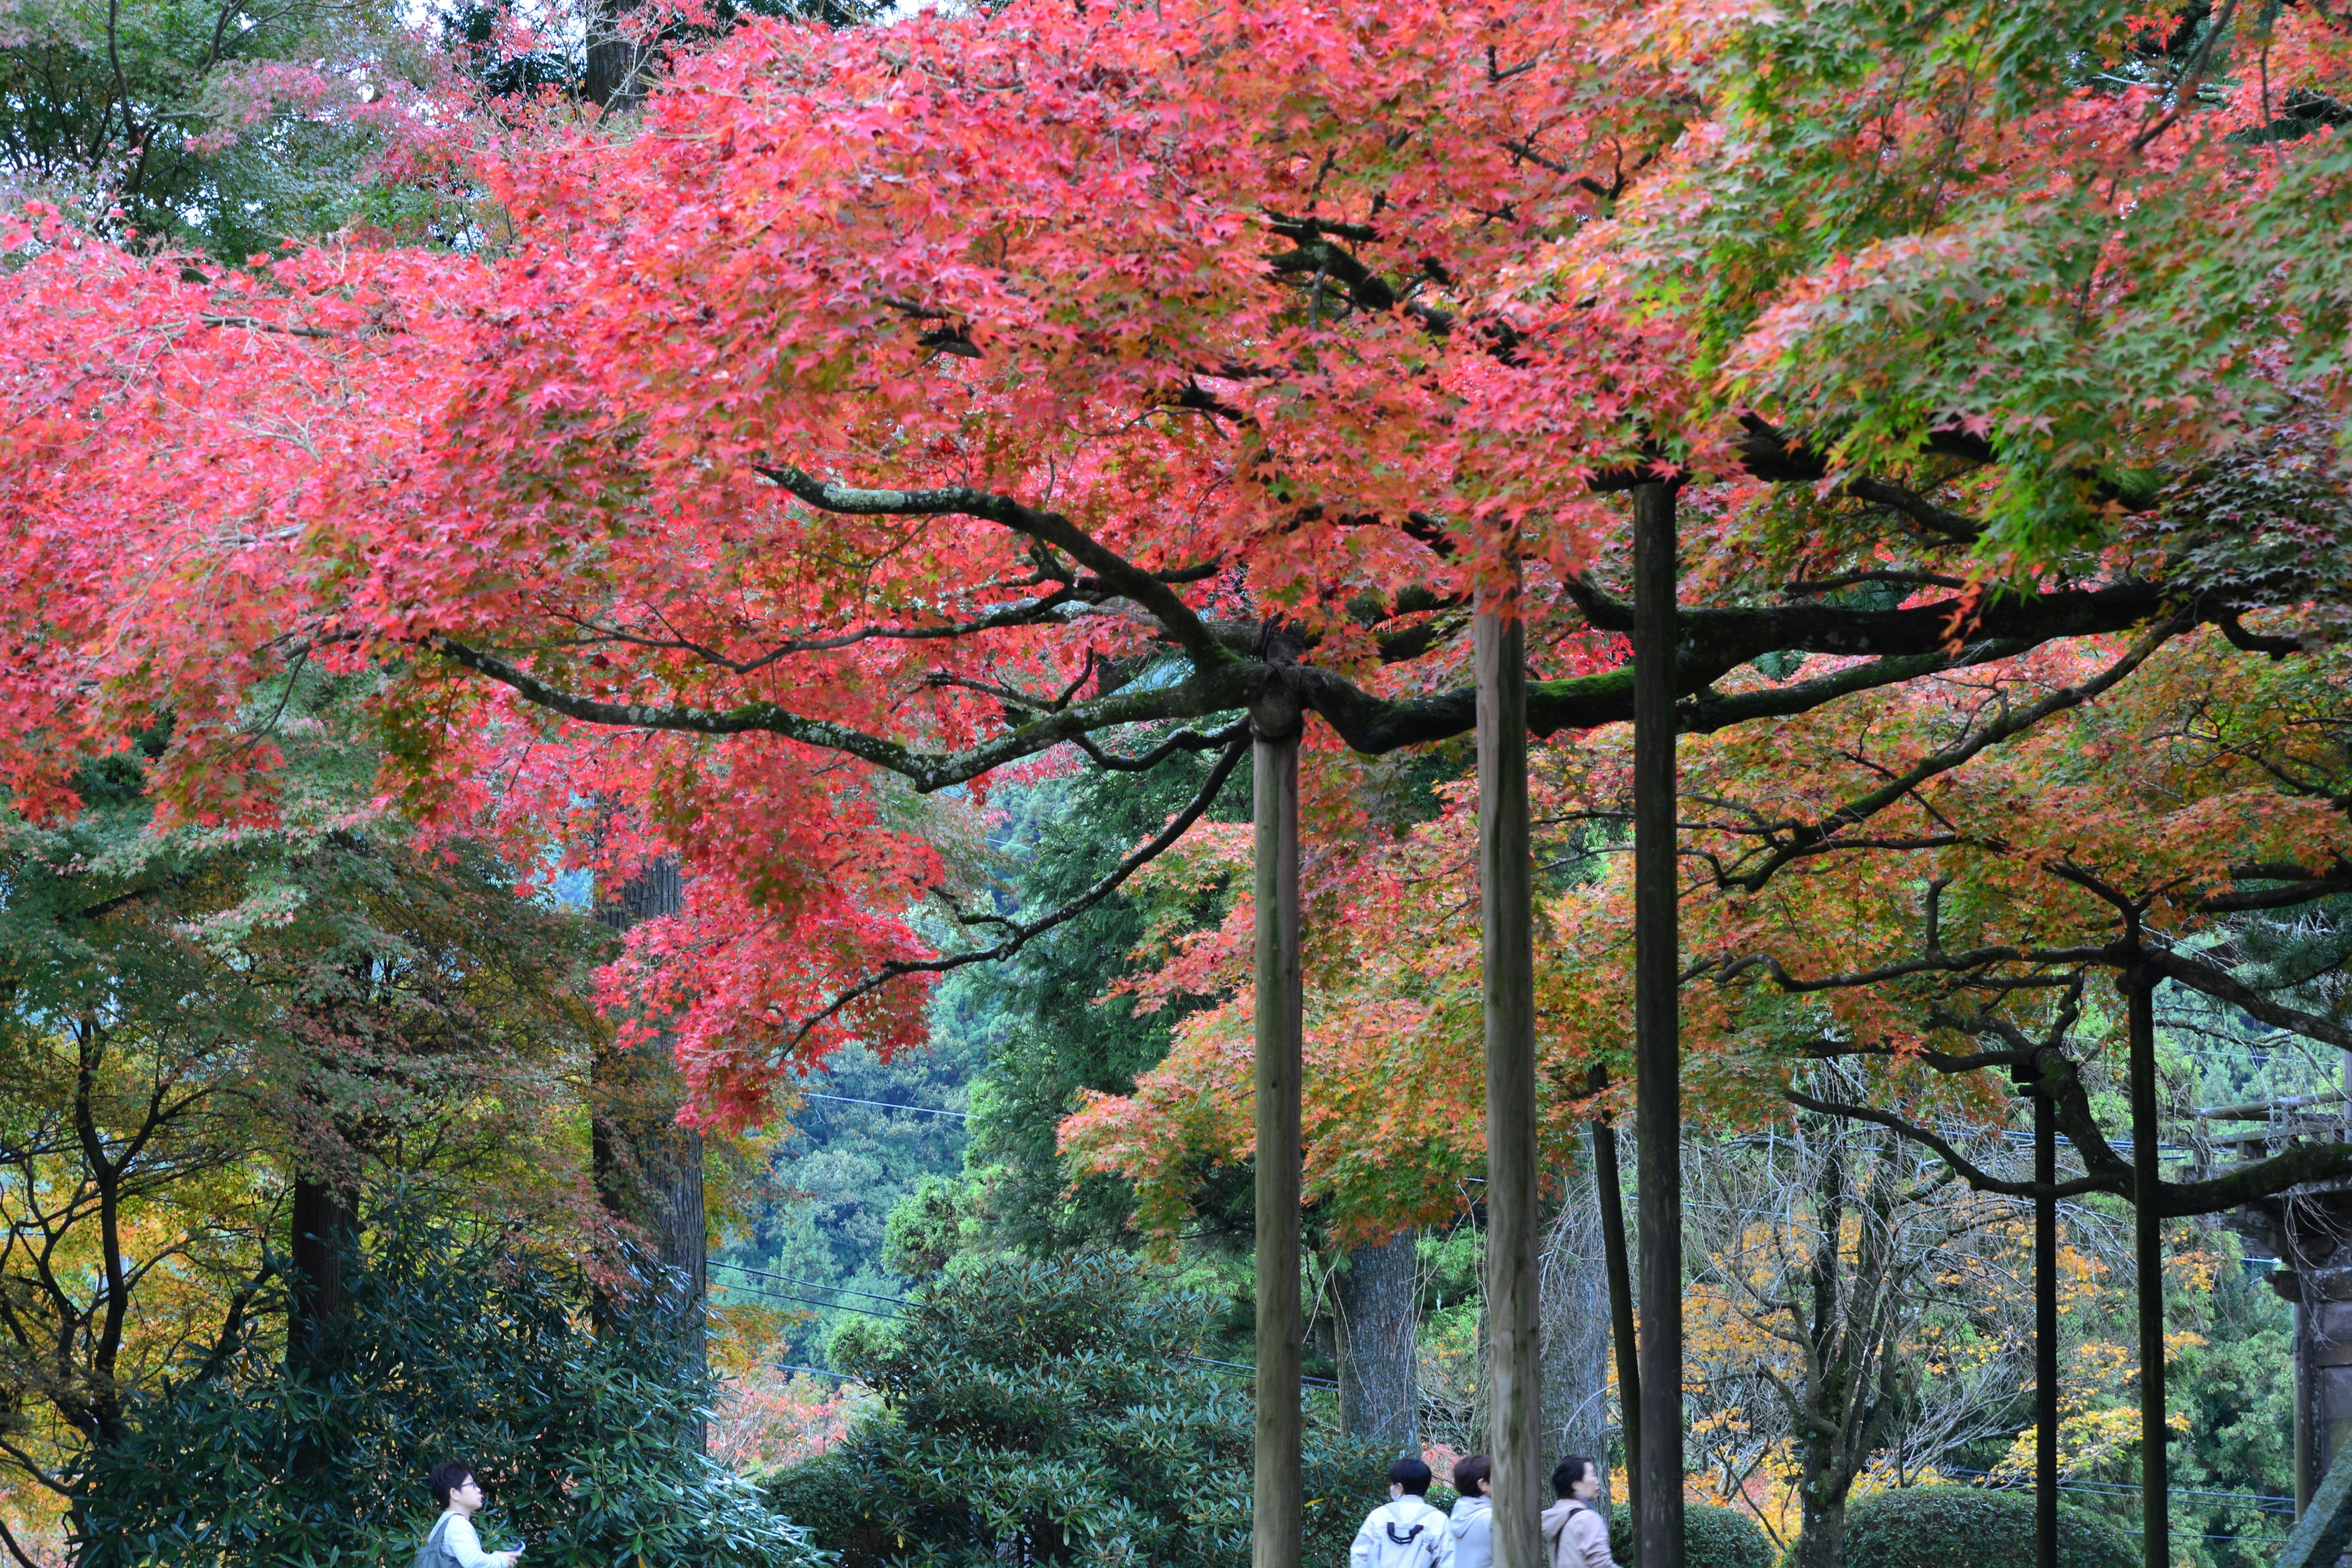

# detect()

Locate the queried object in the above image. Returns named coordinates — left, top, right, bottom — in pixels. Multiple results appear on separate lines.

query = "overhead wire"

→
left=712, top=1264, right=1337, bottom=1387
left=791, top=1091, right=971, bottom=1120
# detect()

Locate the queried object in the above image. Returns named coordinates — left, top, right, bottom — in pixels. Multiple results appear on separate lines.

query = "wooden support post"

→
left=2127, top=968, right=2166, bottom=1568
left=1589, top=1080, right=1642, bottom=1562
left=2035, top=1054, right=2058, bottom=1568
left=1253, top=712, right=1305, bottom=1568
left=1631, top=480, right=1684, bottom=1568
left=1480, top=585, right=1544, bottom=1568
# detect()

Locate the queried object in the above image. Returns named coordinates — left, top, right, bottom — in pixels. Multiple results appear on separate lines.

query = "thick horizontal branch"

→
left=1787, top=1088, right=2352, bottom=1219
left=2198, top=862, right=2352, bottom=913
left=2143, top=943, right=2352, bottom=1054
left=1072, top=720, right=1250, bottom=772
left=559, top=587, right=1092, bottom=673
left=1680, top=642, right=2034, bottom=734
left=430, top=636, right=1256, bottom=793
left=2159, top=1140, right=2352, bottom=1218
left=1797, top=1039, right=2032, bottom=1074
left=1718, top=944, right=2112, bottom=995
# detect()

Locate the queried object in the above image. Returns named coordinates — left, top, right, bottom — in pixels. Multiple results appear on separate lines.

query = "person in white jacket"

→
left=421, top=1462, right=522, bottom=1568
left=1537, top=1456, right=1617, bottom=1568
left=1350, top=1457, right=1455, bottom=1568
left=1446, top=1455, right=1493, bottom=1568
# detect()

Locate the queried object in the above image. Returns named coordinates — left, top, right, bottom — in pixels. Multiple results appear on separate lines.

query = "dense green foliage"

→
left=722, top=1041, right=974, bottom=1363
left=1838, top=1487, right=2135, bottom=1568
left=0, top=0, right=432, bottom=255
left=731, top=747, right=1252, bottom=1362
left=952, top=750, right=1251, bottom=1253
left=758, top=1251, right=1385, bottom=1567
left=1607, top=1501, right=1773, bottom=1568
left=77, top=1207, right=819, bottom=1568
left=0, top=696, right=606, bottom=1524
left=2165, top=1250, right=2296, bottom=1567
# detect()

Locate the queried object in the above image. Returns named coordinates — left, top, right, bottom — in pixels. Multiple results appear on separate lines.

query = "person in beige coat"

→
left=1537, top=1457, right=1617, bottom=1568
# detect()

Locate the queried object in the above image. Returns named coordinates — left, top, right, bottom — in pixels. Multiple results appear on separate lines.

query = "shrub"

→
left=1841, top=1485, right=2136, bottom=1568
left=1607, top=1500, right=1773, bottom=1568
left=75, top=1207, right=820, bottom=1568
left=756, top=1251, right=1389, bottom=1566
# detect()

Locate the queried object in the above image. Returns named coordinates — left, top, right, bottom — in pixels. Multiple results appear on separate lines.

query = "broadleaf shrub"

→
left=757, top=1251, right=1388, bottom=1566
left=1840, top=1485, right=2135, bottom=1568
left=75, top=1205, right=820, bottom=1568
left=1607, top=1500, right=1773, bottom=1568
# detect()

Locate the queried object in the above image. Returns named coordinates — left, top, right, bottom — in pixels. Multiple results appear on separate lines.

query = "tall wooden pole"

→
left=1631, top=480, right=1684, bottom=1568
left=1588, top=1075, right=1642, bottom=1560
left=1479, top=582, right=1544, bottom=1568
left=1253, top=706, right=1305, bottom=1568
left=2035, top=1053, right=2058, bottom=1568
left=2127, top=969, right=2167, bottom=1568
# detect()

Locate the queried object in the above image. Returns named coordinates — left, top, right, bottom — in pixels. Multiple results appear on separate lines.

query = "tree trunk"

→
left=285, top=1175, right=356, bottom=1366
left=1792, top=1133, right=1852, bottom=1568
left=1479, top=586, right=1545, bottom=1568
left=594, top=858, right=707, bottom=1446
left=1632, top=480, right=1685, bottom=1568
left=1592, top=1104, right=1642, bottom=1550
left=1253, top=714, right=1305, bottom=1568
left=2127, top=968, right=2167, bottom=1568
left=1793, top=1496, right=1847, bottom=1568
left=1338, top=1229, right=1420, bottom=1450
left=581, top=0, right=646, bottom=111
left=2035, top=1053, right=2059, bottom=1568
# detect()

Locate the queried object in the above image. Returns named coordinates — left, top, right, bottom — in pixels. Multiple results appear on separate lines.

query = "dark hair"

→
left=1389, top=1457, right=1433, bottom=1495
left=1552, top=1457, right=1597, bottom=1498
left=1452, top=1455, right=1493, bottom=1498
left=429, top=1461, right=476, bottom=1509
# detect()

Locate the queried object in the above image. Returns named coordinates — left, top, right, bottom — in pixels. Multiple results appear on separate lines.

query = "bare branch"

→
left=1713, top=616, right=2189, bottom=892
left=758, top=732, right=1250, bottom=1058
left=753, top=465, right=1238, bottom=671
left=1782, top=1090, right=2119, bottom=1202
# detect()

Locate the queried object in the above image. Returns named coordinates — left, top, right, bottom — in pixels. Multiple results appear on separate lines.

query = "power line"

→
left=716, top=1280, right=902, bottom=1320
left=1187, top=1353, right=1339, bottom=1389
left=793, top=1091, right=970, bottom=1120
left=712, top=1261, right=910, bottom=1306
left=1939, top=1466, right=2293, bottom=1515
left=720, top=1272, right=1338, bottom=1389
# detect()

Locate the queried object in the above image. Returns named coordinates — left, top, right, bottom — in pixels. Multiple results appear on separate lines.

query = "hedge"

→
left=1841, top=1485, right=2136, bottom=1568
left=1607, top=1499, right=1774, bottom=1568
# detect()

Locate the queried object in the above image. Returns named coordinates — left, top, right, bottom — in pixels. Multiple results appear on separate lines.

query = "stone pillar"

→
left=2228, top=1182, right=2352, bottom=1525
left=2294, top=1269, right=2352, bottom=1506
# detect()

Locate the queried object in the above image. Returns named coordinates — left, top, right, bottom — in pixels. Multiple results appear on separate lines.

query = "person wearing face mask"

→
left=1349, top=1457, right=1455, bottom=1568
left=1445, top=1455, right=1493, bottom=1568
left=1539, top=1457, right=1618, bottom=1568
